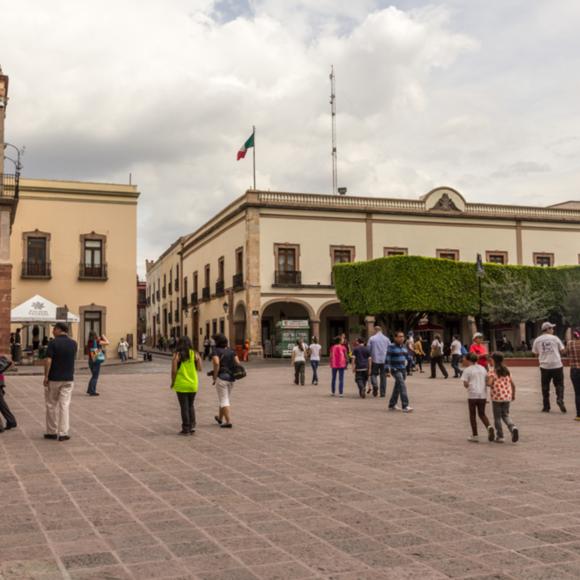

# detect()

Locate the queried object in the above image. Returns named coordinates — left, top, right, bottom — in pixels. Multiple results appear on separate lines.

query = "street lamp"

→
left=223, top=302, right=229, bottom=314
left=3, top=142, right=24, bottom=199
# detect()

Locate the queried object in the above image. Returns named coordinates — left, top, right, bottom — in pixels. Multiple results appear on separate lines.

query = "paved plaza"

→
left=1, top=361, right=580, bottom=580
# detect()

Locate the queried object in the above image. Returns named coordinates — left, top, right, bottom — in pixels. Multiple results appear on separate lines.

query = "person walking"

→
left=86, top=331, right=109, bottom=397
left=414, top=335, right=425, bottom=373
left=291, top=339, right=306, bottom=386
left=308, top=337, right=321, bottom=385
left=567, top=330, right=580, bottom=421
left=203, top=336, right=210, bottom=360
left=487, top=352, right=519, bottom=443
left=532, top=322, right=566, bottom=413
left=368, top=325, right=390, bottom=397
left=43, top=322, right=77, bottom=441
left=462, top=352, right=494, bottom=442
left=387, top=331, right=413, bottom=412
left=469, top=333, right=488, bottom=368
left=117, top=337, right=129, bottom=362
left=430, top=334, right=448, bottom=379
left=171, top=336, right=202, bottom=435
left=0, top=358, right=17, bottom=432
left=212, top=333, right=240, bottom=428
left=450, top=334, right=463, bottom=378
left=405, top=332, right=416, bottom=375
left=352, top=337, right=371, bottom=398
left=329, top=336, right=348, bottom=397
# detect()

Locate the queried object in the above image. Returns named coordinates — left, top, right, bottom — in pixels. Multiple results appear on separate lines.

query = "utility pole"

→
left=330, top=66, right=337, bottom=195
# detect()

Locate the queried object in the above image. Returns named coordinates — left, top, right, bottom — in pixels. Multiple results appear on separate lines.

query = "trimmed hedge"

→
left=333, top=255, right=580, bottom=316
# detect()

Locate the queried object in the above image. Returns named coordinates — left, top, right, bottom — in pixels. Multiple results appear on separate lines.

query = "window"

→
left=331, top=246, right=355, bottom=264
left=212, top=319, right=217, bottom=336
left=486, top=251, right=508, bottom=265
left=437, top=249, right=459, bottom=261
left=204, top=265, right=210, bottom=287
left=22, top=231, right=51, bottom=278
left=193, top=271, right=198, bottom=293
left=384, top=247, right=408, bottom=257
left=534, top=253, right=554, bottom=267
left=183, top=276, right=188, bottom=305
left=235, top=248, right=244, bottom=275
left=219, top=318, right=225, bottom=334
left=175, top=265, right=180, bottom=291
left=83, top=311, right=102, bottom=339
left=80, top=233, right=107, bottom=279
left=218, top=256, right=225, bottom=281
left=274, top=244, right=301, bottom=285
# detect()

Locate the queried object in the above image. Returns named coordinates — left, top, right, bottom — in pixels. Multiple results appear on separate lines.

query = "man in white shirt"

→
left=450, top=335, right=463, bottom=378
left=532, top=322, right=566, bottom=413
left=368, top=326, right=391, bottom=397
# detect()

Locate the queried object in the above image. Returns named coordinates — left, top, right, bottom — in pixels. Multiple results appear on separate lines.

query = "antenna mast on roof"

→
left=330, top=65, right=338, bottom=195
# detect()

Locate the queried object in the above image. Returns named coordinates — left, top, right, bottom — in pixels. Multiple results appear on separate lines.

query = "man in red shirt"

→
left=469, top=333, right=488, bottom=368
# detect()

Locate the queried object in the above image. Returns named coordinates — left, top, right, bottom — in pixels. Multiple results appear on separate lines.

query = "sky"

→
left=1, top=0, right=580, bottom=273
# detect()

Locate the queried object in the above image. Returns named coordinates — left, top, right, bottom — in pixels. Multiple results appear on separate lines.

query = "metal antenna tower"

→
left=330, top=65, right=337, bottom=195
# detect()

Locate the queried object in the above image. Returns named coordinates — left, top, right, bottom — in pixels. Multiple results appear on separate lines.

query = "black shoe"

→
left=5, top=423, right=17, bottom=430
left=0, top=427, right=4, bottom=433
left=220, top=423, right=233, bottom=429
left=512, top=427, right=519, bottom=443
left=58, top=435, right=71, bottom=442
left=542, top=408, right=550, bottom=413
left=190, top=429, right=196, bottom=434
left=89, top=393, right=100, bottom=397
left=557, top=401, right=567, bottom=413
left=44, top=434, right=58, bottom=440
left=178, top=430, right=190, bottom=436
left=214, top=415, right=223, bottom=425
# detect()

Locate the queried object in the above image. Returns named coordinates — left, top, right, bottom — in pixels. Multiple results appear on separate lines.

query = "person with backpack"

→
left=86, top=331, right=109, bottom=396
left=430, top=334, right=448, bottom=379
left=171, top=336, right=202, bottom=436
left=212, top=333, right=241, bottom=429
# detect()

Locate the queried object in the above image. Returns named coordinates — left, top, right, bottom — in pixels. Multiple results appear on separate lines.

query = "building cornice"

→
left=19, top=178, right=140, bottom=199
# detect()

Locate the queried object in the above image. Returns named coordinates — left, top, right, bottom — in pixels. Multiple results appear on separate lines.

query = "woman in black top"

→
left=211, top=334, right=241, bottom=429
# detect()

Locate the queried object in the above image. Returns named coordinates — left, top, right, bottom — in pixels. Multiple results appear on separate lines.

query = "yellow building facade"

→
left=11, top=178, right=140, bottom=357
left=146, top=187, right=580, bottom=356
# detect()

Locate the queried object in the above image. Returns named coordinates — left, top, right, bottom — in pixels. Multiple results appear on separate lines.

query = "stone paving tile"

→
left=2, top=364, right=580, bottom=579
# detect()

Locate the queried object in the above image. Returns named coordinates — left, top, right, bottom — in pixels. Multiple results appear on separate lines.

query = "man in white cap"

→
left=532, top=322, right=566, bottom=413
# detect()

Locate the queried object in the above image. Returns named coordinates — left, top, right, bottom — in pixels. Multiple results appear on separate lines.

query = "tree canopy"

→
left=333, top=255, right=580, bottom=320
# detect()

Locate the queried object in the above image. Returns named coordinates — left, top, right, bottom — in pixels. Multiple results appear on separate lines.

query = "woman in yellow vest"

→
left=171, top=336, right=202, bottom=435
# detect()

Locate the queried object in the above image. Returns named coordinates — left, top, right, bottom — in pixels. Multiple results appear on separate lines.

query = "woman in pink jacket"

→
left=330, top=336, right=348, bottom=397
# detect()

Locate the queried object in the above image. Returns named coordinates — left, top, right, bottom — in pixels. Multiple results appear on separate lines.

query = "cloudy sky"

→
left=2, top=0, right=580, bottom=272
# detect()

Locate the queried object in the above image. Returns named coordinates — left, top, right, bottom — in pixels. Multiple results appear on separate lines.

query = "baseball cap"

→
left=472, top=332, right=483, bottom=340
left=541, top=322, right=556, bottom=332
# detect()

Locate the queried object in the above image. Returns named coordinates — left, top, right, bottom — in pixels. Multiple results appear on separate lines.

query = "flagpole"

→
left=252, top=125, right=256, bottom=190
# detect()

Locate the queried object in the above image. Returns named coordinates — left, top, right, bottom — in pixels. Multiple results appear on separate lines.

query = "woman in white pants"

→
left=212, top=333, right=241, bottom=429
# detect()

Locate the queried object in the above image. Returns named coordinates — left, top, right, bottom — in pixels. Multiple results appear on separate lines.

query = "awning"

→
left=11, top=294, right=80, bottom=323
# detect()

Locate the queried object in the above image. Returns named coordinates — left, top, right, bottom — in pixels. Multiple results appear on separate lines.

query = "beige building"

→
left=146, top=187, right=580, bottom=355
left=11, top=178, right=140, bottom=356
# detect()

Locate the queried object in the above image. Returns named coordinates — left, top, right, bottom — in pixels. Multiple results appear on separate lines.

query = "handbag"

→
left=232, top=363, right=246, bottom=380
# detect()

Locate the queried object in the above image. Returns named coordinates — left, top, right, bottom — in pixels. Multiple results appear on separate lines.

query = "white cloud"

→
left=1, top=0, right=579, bottom=272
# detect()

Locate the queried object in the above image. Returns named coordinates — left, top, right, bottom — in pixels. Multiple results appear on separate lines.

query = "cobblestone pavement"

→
left=1, top=362, right=579, bottom=580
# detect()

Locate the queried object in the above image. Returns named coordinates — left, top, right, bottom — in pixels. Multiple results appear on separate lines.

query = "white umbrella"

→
left=11, top=294, right=80, bottom=323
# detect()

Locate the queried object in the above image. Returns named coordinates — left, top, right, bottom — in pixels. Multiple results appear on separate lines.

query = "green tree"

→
left=482, top=276, right=548, bottom=325
left=560, top=279, right=580, bottom=327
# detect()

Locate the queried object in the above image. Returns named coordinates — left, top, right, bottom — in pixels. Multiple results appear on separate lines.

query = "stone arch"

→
left=260, top=297, right=316, bottom=321
left=316, top=299, right=342, bottom=320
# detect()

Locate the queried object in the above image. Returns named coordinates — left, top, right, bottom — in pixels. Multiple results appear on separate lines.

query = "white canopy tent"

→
left=11, top=294, right=80, bottom=323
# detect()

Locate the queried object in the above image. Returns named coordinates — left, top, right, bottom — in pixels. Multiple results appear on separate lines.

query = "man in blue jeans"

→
left=368, top=325, right=390, bottom=397
left=387, top=331, right=413, bottom=413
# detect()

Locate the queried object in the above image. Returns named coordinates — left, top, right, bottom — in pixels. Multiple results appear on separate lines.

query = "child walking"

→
left=487, top=352, right=519, bottom=443
left=462, top=353, right=494, bottom=442
left=171, top=336, right=202, bottom=436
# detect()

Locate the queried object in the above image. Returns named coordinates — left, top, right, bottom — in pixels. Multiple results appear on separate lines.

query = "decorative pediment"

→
left=423, top=187, right=466, bottom=212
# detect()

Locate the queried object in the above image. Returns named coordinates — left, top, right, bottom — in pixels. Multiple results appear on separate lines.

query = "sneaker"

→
left=511, top=427, right=519, bottom=443
left=339, top=394, right=344, bottom=398
left=220, top=423, right=233, bottom=429
left=178, top=430, right=190, bottom=436
left=388, top=405, right=401, bottom=411
left=487, top=425, right=495, bottom=442
left=214, top=415, right=222, bottom=425
left=557, top=400, right=567, bottom=413
left=467, top=435, right=479, bottom=442
left=495, top=437, right=505, bottom=444
left=402, top=407, right=413, bottom=413
left=331, top=393, right=336, bottom=397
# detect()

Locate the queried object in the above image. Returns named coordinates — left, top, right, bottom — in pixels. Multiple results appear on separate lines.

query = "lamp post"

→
left=3, top=142, right=24, bottom=199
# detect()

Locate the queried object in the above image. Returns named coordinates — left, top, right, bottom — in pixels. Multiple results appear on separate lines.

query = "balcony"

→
left=79, top=263, right=108, bottom=281
left=21, top=261, right=51, bottom=279
left=168, top=281, right=173, bottom=295
left=215, top=279, right=225, bottom=296
left=233, top=272, right=244, bottom=291
left=162, top=287, right=166, bottom=299
left=202, top=287, right=210, bottom=301
left=156, top=290, right=160, bottom=302
left=190, top=292, right=198, bottom=305
left=274, top=270, right=301, bottom=286
left=175, top=279, right=179, bottom=291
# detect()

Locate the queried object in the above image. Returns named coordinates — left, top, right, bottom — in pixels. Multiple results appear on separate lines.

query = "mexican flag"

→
left=236, top=132, right=254, bottom=160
